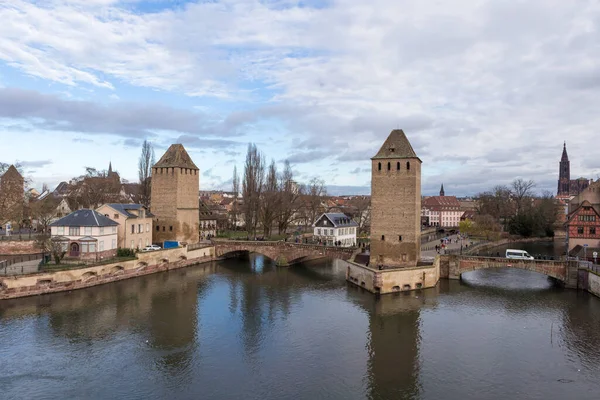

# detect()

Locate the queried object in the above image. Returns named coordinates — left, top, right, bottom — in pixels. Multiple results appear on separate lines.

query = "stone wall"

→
left=345, top=260, right=438, bottom=294
left=370, top=158, right=421, bottom=268
left=0, top=245, right=214, bottom=300
left=588, top=270, right=600, bottom=298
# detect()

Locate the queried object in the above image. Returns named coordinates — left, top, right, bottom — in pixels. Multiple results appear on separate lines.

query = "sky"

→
left=0, top=0, right=599, bottom=197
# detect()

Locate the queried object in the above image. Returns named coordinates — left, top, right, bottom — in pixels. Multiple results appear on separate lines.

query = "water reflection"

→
left=1, top=256, right=600, bottom=399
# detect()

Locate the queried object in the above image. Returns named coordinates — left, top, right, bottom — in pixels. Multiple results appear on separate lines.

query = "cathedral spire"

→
left=561, top=141, right=568, bottom=162
left=439, top=183, right=445, bottom=197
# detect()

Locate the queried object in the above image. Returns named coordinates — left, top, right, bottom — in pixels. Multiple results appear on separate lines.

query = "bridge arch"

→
left=452, top=256, right=570, bottom=282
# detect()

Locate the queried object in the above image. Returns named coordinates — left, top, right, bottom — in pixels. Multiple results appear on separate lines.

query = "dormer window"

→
left=389, top=147, right=395, bottom=152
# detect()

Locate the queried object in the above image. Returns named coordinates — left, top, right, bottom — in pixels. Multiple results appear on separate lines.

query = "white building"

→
left=49, top=209, right=119, bottom=261
left=313, top=212, right=358, bottom=247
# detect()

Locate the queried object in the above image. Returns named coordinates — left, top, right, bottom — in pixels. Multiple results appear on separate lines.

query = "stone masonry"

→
left=370, top=129, right=422, bottom=268
left=214, top=240, right=356, bottom=266
left=151, top=144, right=200, bottom=244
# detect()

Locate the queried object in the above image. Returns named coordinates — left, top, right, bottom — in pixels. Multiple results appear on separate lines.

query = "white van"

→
left=505, top=249, right=534, bottom=260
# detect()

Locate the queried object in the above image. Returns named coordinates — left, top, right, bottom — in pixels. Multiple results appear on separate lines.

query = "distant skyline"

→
left=1, top=0, right=599, bottom=197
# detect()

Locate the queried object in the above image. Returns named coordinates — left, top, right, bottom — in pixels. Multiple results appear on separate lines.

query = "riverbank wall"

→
left=345, top=260, right=439, bottom=294
left=0, top=245, right=215, bottom=300
left=578, top=268, right=600, bottom=299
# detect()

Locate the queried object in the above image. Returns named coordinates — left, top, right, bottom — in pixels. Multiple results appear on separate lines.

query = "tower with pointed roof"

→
left=370, top=129, right=422, bottom=268
left=558, top=142, right=570, bottom=196
left=151, top=144, right=200, bottom=243
left=0, top=165, right=25, bottom=225
left=439, top=183, right=445, bottom=197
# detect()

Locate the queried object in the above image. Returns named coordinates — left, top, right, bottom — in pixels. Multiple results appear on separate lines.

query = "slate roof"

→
left=154, top=144, right=199, bottom=169
left=104, top=203, right=153, bottom=218
left=315, top=212, right=359, bottom=228
left=372, top=129, right=421, bottom=161
left=49, top=209, right=119, bottom=227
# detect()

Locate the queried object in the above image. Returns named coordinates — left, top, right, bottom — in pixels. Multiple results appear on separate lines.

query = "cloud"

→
left=19, top=160, right=53, bottom=169
left=2, top=0, right=600, bottom=195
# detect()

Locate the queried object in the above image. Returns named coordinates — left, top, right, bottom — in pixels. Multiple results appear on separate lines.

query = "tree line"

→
left=471, top=178, right=560, bottom=238
left=236, top=143, right=328, bottom=239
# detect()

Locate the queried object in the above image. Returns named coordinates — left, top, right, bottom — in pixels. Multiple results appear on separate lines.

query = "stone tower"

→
left=370, top=129, right=422, bottom=268
left=151, top=144, right=199, bottom=244
left=439, top=183, right=445, bottom=197
left=558, top=142, right=570, bottom=196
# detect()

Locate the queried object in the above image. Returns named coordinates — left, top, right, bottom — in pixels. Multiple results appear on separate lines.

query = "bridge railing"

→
left=212, top=239, right=358, bottom=251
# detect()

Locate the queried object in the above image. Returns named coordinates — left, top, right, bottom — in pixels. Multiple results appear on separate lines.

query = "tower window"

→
left=169, top=226, right=173, bottom=231
left=399, top=235, right=402, bottom=242
left=162, top=226, right=166, bottom=232
left=156, top=226, right=159, bottom=232
left=378, top=162, right=381, bottom=171
left=387, top=162, right=391, bottom=171
left=381, top=235, right=385, bottom=241
left=406, top=161, right=410, bottom=170
left=397, top=162, right=400, bottom=170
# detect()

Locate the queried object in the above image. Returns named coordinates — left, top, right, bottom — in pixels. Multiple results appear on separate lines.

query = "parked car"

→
left=142, top=245, right=161, bottom=251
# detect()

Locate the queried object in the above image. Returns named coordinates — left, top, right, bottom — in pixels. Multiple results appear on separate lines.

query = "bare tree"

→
left=231, top=165, right=240, bottom=230
left=138, top=140, right=155, bottom=207
left=242, top=144, right=265, bottom=238
left=305, top=177, right=327, bottom=227
left=347, top=196, right=371, bottom=234
left=260, top=160, right=279, bottom=237
left=69, top=167, right=122, bottom=209
left=36, top=234, right=66, bottom=265
left=511, top=178, right=536, bottom=215
left=276, top=160, right=302, bottom=235
left=30, top=197, right=59, bottom=233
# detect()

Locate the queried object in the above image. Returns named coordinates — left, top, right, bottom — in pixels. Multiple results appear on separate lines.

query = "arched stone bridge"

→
left=439, top=255, right=579, bottom=288
left=213, top=240, right=358, bottom=266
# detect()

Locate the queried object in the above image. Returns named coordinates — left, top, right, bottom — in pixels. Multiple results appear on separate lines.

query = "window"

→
left=387, top=162, right=391, bottom=171
left=146, top=238, right=149, bottom=246
left=131, top=225, right=135, bottom=234
left=84, top=226, right=92, bottom=235
left=58, top=227, right=64, bottom=235
left=378, top=162, right=381, bottom=171
left=169, top=226, right=173, bottom=231
left=399, top=235, right=402, bottom=242
left=162, top=226, right=165, bottom=232
left=156, top=226, right=160, bottom=232
left=112, top=239, right=116, bottom=249
left=146, top=223, right=149, bottom=232
left=99, top=227, right=104, bottom=235
left=591, top=227, right=596, bottom=235
left=69, top=227, right=80, bottom=236
left=397, top=162, right=400, bottom=170
left=577, top=227, right=584, bottom=234
left=317, top=228, right=321, bottom=235
left=131, top=240, right=134, bottom=249
left=406, top=161, right=410, bottom=170
left=89, top=243, right=96, bottom=252
left=381, top=235, right=385, bottom=241
left=99, top=241, right=104, bottom=251
left=329, top=229, right=333, bottom=235
left=114, top=214, right=119, bottom=219
left=112, top=226, right=117, bottom=233
left=138, top=224, right=142, bottom=233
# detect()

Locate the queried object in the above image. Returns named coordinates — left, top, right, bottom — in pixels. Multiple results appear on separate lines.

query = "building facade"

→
left=557, top=142, right=592, bottom=197
left=370, top=129, right=421, bottom=268
left=49, top=209, right=119, bottom=261
left=313, top=212, right=358, bottom=247
left=566, top=200, right=600, bottom=252
left=97, top=203, right=154, bottom=249
left=422, top=195, right=463, bottom=227
left=151, top=144, right=200, bottom=244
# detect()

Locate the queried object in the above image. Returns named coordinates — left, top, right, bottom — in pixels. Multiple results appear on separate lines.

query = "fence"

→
left=0, top=232, right=43, bottom=241
left=0, top=253, right=44, bottom=276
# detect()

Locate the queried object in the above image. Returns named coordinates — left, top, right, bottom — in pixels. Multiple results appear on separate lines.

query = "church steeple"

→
left=439, top=183, right=445, bottom=197
left=561, top=142, right=569, bottom=162
left=558, top=142, right=570, bottom=196
left=108, top=161, right=113, bottom=175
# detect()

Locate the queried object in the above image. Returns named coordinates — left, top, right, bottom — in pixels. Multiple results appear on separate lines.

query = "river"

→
left=1, top=255, right=600, bottom=400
